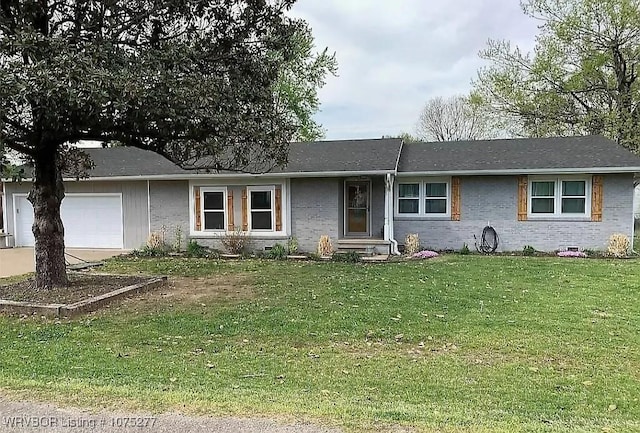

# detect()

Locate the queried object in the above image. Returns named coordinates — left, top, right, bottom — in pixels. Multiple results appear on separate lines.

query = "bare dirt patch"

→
left=0, top=274, right=148, bottom=304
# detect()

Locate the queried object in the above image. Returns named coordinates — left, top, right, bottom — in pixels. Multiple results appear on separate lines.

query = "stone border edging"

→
left=0, top=276, right=167, bottom=318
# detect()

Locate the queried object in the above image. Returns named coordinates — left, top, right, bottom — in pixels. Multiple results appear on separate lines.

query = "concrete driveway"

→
left=0, top=248, right=127, bottom=278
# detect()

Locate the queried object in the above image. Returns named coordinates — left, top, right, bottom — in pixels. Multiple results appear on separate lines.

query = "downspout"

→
left=388, top=139, right=404, bottom=255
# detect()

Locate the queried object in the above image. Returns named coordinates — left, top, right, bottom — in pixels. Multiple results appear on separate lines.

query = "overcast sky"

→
left=289, top=0, right=541, bottom=140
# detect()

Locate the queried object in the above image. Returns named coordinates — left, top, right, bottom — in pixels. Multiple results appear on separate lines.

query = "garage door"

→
left=14, top=194, right=124, bottom=248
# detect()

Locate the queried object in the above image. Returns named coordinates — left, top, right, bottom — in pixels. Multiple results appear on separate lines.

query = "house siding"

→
left=291, top=177, right=340, bottom=252
left=4, top=180, right=148, bottom=249
left=149, top=180, right=190, bottom=249
left=394, top=174, right=634, bottom=252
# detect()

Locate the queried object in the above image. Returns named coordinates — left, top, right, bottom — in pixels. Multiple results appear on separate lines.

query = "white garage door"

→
left=14, top=194, right=124, bottom=248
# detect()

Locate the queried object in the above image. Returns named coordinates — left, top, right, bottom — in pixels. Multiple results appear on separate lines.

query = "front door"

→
left=345, top=181, right=370, bottom=236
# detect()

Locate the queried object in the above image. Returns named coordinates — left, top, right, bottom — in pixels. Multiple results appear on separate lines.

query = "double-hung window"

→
left=249, top=187, right=274, bottom=230
left=201, top=188, right=226, bottom=230
left=529, top=177, right=590, bottom=217
left=396, top=179, right=450, bottom=217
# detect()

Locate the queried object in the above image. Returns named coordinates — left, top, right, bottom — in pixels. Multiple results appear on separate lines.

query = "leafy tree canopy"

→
left=473, top=0, right=640, bottom=152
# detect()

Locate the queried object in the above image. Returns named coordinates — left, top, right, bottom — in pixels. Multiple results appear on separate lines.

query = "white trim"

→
left=394, top=177, right=451, bottom=219
left=12, top=192, right=124, bottom=248
left=247, top=185, right=275, bottom=232
left=200, top=187, right=228, bottom=232
left=1, top=181, right=6, bottom=235
left=398, top=167, right=640, bottom=176
left=344, top=179, right=372, bottom=237
left=146, top=180, right=151, bottom=238
left=528, top=175, right=592, bottom=219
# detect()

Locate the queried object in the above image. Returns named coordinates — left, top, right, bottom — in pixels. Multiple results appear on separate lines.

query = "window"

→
left=249, top=188, right=274, bottom=230
left=202, top=189, right=226, bottom=230
left=425, top=182, right=447, bottom=214
left=529, top=177, right=589, bottom=217
left=396, top=179, right=450, bottom=217
left=398, top=183, right=419, bottom=214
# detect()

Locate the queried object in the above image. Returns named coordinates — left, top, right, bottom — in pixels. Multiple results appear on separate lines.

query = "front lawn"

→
left=1, top=256, right=639, bottom=432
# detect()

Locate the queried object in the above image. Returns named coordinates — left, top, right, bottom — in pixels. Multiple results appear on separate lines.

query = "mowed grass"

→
left=1, top=256, right=639, bottom=432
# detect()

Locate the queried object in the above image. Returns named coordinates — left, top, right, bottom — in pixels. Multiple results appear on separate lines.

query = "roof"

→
left=274, top=138, right=403, bottom=173
left=81, top=147, right=188, bottom=177
left=398, top=135, right=640, bottom=174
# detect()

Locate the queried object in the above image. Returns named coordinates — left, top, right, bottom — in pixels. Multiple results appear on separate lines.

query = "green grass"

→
left=1, top=255, right=639, bottom=432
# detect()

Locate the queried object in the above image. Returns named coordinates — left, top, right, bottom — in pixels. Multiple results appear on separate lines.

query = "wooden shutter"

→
left=194, top=187, right=202, bottom=231
left=227, top=190, right=235, bottom=231
left=451, top=177, right=461, bottom=221
left=275, top=186, right=282, bottom=231
left=517, top=176, right=528, bottom=221
left=591, top=175, right=603, bottom=222
left=241, top=187, right=248, bottom=231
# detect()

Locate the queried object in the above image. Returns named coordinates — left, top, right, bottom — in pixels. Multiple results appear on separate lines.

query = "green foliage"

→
left=266, top=243, right=287, bottom=260
left=522, top=245, right=536, bottom=256
left=186, top=240, right=208, bottom=258
left=132, top=245, right=169, bottom=258
left=474, top=0, right=640, bottom=152
left=331, top=251, right=361, bottom=263
left=286, top=237, right=299, bottom=254
left=459, top=243, right=471, bottom=255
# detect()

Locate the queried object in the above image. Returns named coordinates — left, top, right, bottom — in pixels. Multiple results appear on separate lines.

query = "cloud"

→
left=290, top=0, right=539, bottom=140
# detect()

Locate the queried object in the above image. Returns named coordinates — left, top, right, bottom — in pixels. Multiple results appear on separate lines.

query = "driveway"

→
left=0, top=248, right=126, bottom=278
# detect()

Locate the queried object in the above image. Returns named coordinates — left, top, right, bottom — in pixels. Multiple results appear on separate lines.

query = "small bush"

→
left=221, top=228, right=251, bottom=254
left=607, top=233, right=630, bottom=257
left=331, top=251, right=361, bottom=263
left=287, top=237, right=299, bottom=255
left=186, top=239, right=208, bottom=258
left=133, top=245, right=169, bottom=257
left=557, top=250, right=587, bottom=258
left=317, top=235, right=333, bottom=256
left=267, top=243, right=287, bottom=260
left=412, top=250, right=439, bottom=259
left=522, top=245, right=536, bottom=256
left=459, top=243, right=470, bottom=255
left=404, top=233, right=420, bottom=256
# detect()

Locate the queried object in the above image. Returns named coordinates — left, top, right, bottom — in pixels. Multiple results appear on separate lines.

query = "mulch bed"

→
left=0, top=274, right=149, bottom=304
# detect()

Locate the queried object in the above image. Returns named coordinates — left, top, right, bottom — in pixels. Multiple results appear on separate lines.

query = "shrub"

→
left=607, top=233, right=630, bottom=257
left=287, top=237, right=299, bottom=254
left=557, top=250, right=587, bottom=258
left=133, top=245, right=168, bottom=257
left=459, top=243, right=470, bottom=255
left=412, top=250, right=439, bottom=259
left=172, top=225, right=184, bottom=252
left=404, top=233, right=420, bottom=255
left=522, top=245, right=536, bottom=256
left=331, top=251, right=361, bottom=263
left=317, top=235, right=333, bottom=256
left=267, top=243, right=287, bottom=260
left=186, top=239, right=208, bottom=258
left=221, top=228, right=251, bottom=254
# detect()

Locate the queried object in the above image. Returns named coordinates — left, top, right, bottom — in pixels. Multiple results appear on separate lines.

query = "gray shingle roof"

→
left=398, top=135, right=640, bottom=173
left=82, top=147, right=188, bottom=177
left=274, top=138, right=403, bottom=173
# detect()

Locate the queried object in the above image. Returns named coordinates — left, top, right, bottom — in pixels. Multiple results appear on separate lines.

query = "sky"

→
left=289, top=0, right=541, bottom=140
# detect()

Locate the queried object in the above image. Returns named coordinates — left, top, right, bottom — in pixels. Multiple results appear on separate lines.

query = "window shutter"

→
left=591, top=175, right=603, bottom=222
left=275, top=186, right=282, bottom=231
left=451, top=177, right=461, bottom=221
left=241, top=187, right=248, bottom=231
left=517, top=176, right=528, bottom=221
left=194, top=187, right=202, bottom=231
left=227, top=190, right=234, bottom=231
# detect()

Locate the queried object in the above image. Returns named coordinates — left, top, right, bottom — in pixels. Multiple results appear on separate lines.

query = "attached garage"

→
left=13, top=194, right=124, bottom=249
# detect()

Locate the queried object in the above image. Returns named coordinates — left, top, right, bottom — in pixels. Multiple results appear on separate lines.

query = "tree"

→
left=473, top=0, right=640, bottom=152
left=0, top=0, right=316, bottom=288
left=415, top=95, right=498, bottom=142
left=274, top=23, right=337, bottom=142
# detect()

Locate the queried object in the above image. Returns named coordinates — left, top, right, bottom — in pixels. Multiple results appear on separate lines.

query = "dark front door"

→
left=346, top=181, right=370, bottom=236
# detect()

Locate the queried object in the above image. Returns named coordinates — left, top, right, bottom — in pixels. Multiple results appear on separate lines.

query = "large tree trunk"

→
left=28, top=149, right=68, bottom=289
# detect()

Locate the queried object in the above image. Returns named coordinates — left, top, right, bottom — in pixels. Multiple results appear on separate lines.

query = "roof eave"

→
left=397, top=167, right=640, bottom=176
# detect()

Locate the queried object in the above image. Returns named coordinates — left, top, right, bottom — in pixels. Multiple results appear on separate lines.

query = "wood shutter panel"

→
left=227, top=190, right=235, bottom=231
left=241, top=187, right=248, bottom=231
left=517, top=176, right=528, bottom=221
left=194, top=187, right=202, bottom=231
left=451, top=177, right=461, bottom=221
left=275, top=186, right=282, bottom=231
left=591, top=175, right=603, bottom=222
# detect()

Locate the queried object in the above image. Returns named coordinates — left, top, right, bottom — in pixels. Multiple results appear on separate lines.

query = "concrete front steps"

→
left=336, top=238, right=391, bottom=256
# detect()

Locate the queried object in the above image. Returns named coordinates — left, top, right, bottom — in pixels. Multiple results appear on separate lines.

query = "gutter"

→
left=388, top=139, right=404, bottom=256
left=398, top=166, right=640, bottom=176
